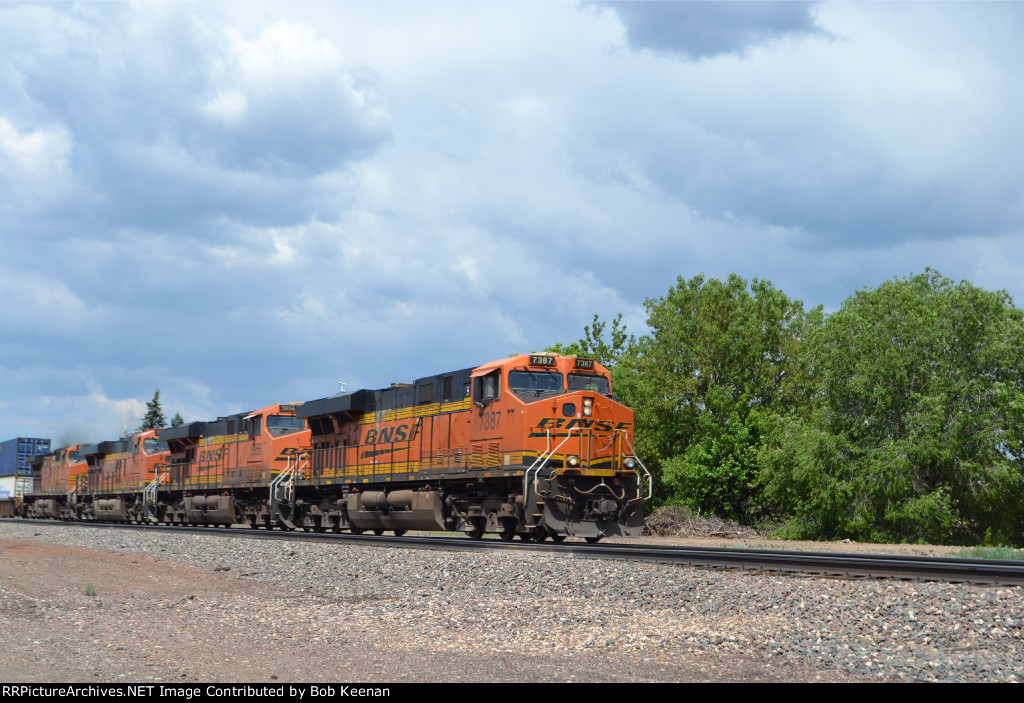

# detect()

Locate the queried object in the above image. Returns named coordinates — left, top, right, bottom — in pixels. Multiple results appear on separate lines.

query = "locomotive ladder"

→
left=67, top=474, right=88, bottom=519
left=143, top=470, right=170, bottom=523
left=269, top=452, right=310, bottom=528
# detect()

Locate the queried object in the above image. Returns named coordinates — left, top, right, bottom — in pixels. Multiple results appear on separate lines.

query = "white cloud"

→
left=0, top=117, right=71, bottom=173
left=0, top=116, right=79, bottom=216
left=200, top=90, right=248, bottom=126
left=0, top=267, right=94, bottom=333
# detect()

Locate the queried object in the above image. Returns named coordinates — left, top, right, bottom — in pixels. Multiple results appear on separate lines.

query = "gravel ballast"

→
left=0, top=522, right=1020, bottom=683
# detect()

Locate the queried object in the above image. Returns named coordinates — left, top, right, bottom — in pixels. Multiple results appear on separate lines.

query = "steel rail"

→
left=9, top=519, right=1024, bottom=586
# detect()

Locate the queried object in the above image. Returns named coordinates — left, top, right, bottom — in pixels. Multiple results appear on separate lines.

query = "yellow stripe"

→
left=316, top=460, right=421, bottom=478
left=358, top=397, right=472, bottom=424
left=198, top=434, right=247, bottom=447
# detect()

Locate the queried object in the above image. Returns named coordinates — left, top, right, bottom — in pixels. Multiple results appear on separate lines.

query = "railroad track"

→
left=9, top=519, right=1024, bottom=586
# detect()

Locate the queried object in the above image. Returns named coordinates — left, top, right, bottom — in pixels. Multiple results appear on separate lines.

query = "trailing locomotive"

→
left=18, top=354, right=651, bottom=541
left=23, top=444, right=87, bottom=519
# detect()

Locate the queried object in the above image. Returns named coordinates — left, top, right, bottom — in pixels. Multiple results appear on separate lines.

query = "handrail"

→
left=522, top=428, right=578, bottom=502
left=270, top=451, right=310, bottom=506
left=143, top=470, right=169, bottom=522
left=619, top=430, right=652, bottom=500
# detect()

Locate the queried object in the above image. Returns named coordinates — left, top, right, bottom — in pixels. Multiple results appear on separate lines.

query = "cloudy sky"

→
left=2, top=1, right=1023, bottom=444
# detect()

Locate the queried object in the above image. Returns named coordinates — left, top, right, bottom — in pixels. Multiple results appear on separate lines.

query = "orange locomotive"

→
left=23, top=445, right=88, bottom=519
left=157, top=402, right=310, bottom=526
left=295, top=353, right=650, bottom=541
left=79, top=430, right=171, bottom=521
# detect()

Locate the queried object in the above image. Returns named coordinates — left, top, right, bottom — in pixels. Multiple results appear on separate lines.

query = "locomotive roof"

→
left=80, top=439, right=128, bottom=457
left=158, top=421, right=207, bottom=441
left=296, top=389, right=377, bottom=419
left=159, top=413, right=250, bottom=441
left=298, top=367, right=474, bottom=420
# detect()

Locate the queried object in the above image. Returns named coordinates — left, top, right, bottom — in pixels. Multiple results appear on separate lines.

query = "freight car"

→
left=17, top=354, right=650, bottom=541
left=0, top=497, right=17, bottom=518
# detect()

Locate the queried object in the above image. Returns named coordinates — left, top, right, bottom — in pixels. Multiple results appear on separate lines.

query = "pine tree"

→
left=170, top=412, right=185, bottom=428
left=138, top=390, right=167, bottom=431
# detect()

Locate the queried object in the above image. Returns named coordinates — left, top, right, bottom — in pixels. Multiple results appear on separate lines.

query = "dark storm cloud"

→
left=601, top=1, right=830, bottom=60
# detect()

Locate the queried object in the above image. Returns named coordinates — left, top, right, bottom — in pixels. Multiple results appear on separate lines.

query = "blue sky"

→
left=2, top=1, right=1023, bottom=444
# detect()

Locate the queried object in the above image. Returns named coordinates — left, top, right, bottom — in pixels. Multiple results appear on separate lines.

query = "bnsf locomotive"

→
left=20, top=354, right=650, bottom=542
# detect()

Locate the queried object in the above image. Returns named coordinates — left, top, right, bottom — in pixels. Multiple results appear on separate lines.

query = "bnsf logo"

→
left=535, top=418, right=632, bottom=432
left=197, top=447, right=228, bottom=463
left=273, top=447, right=309, bottom=462
left=363, top=422, right=419, bottom=445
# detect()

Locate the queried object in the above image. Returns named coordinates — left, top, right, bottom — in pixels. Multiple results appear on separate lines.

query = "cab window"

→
left=267, top=415, right=306, bottom=437
left=509, top=371, right=564, bottom=392
left=567, top=373, right=610, bottom=395
left=475, top=370, right=501, bottom=402
left=144, top=438, right=169, bottom=455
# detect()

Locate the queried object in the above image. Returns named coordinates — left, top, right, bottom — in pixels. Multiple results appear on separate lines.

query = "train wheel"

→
left=585, top=536, right=602, bottom=544
left=550, top=534, right=566, bottom=543
left=393, top=530, right=407, bottom=537
left=497, top=519, right=516, bottom=542
left=533, top=531, right=549, bottom=543
left=464, top=518, right=485, bottom=540
left=350, top=527, right=365, bottom=535
left=373, top=529, right=385, bottom=536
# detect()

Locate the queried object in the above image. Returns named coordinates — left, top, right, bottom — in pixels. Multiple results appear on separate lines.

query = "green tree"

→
left=547, top=313, right=636, bottom=369
left=758, top=270, right=1024, bottom=545
left=619, top=274, right=819, bottom=520
left=170, top=412, right=185, bottom=428
left=138, top=389, right=167, bottom=431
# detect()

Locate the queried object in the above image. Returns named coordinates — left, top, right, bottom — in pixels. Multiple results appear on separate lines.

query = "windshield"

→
left=267, top=415, right=306, bottom=437
left=508, top=370, right=564, bottom=392
left=144, top=438, right=170, bottom=455
left=567, top=373, right=610, bottom=395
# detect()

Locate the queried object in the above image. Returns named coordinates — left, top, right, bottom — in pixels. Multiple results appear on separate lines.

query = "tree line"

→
left=549, top=269, right=1024, bottom=546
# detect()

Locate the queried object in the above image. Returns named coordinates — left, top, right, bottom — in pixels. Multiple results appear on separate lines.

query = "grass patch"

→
left=83, top=584, right=96, bottom=597
left=954, top=546, right=1024, bottom=561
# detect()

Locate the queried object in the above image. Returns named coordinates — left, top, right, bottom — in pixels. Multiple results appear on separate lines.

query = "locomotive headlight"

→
left=624, top=457, right=636, bottom=469
left=567, top=455, right=580, bottom=467
left=583, top=398, right=593, bottom=416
